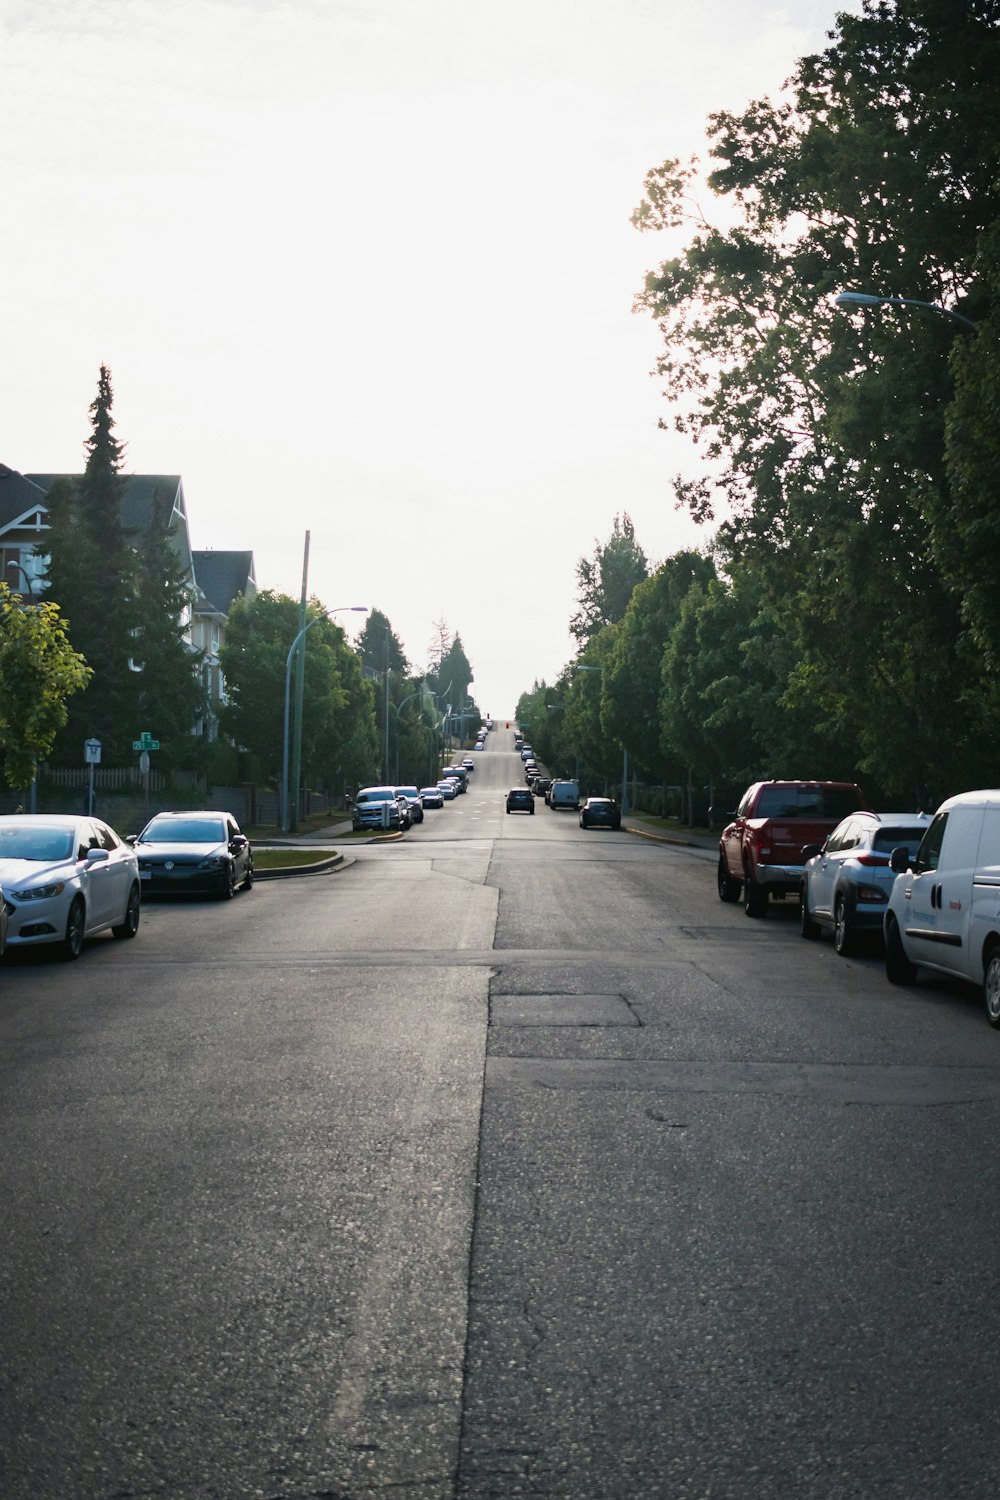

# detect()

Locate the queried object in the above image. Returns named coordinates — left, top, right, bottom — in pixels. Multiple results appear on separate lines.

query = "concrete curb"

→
left=624, top=824, right=696, bottom=848
left=253, top=853, right=349, bottom=880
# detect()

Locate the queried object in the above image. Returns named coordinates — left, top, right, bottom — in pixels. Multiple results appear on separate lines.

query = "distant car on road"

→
left=132, top=811, right=254, bottom=898
left=420, top=786, right=445, bottom=809
left=506, top=788, right=534, bottom=815
left=0, top=814, right=141, bottom=958
left=437, top=780, right=458, bottom=801
left=580, top=797, right=621, bottom=830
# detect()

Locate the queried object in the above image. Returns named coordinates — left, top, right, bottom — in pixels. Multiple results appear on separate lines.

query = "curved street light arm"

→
left=833, top=291, right=977, bottom=333
left=281, top=605, right=368, bottom=833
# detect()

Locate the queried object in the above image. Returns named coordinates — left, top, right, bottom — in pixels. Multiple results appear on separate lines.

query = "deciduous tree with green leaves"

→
left=632, top=0, right=1000, bottom=800
left=0, top=583, right=92, bottom=790
left=220, top=590, right=377, bottom=792
left=570, top=513, right=648, bottom=647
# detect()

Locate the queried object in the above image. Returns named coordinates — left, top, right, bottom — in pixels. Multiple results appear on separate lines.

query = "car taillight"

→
left=854, top=855, right=888, bottom=867
left=856, top=885, right=887, bottom=904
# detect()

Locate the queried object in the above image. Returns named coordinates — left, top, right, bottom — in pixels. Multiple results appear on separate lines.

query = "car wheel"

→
left=242, top=861, right=254, bottom=891
left=743, top=869, right=768, bottom=917
left=220, top=864, right=236, bottom=900
left=717, top=857, right=741, bottom=904
left=885, top=915, right=917, bottom=985
left=984, top=946, right=1000, bottom=1028
left=113, top=882, right=141, bottom=939
left=62, top=897, right=86, bottom=960
left=800, top=886, right=820, bottom=939
left=529, top=806, right=534, bottom=814
left=833, top=893, right=854, bottom=956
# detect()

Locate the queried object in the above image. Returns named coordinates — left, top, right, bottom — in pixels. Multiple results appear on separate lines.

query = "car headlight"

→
left=13, top=881, right=66, bottom=901
left=198, top=855, right=225, bottom=870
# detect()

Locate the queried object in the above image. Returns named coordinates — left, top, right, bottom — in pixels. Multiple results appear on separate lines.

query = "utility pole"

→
left=382, top=627, right=390, bottom=783
left=290, top=530, right=310, bottom=833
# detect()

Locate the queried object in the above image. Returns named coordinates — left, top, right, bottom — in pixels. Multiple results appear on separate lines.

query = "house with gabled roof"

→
left=0, top=462, right=256, bottom=743
left=0, top=464, right=50, bottom=597
left=191, top=550, right=257, bottom=739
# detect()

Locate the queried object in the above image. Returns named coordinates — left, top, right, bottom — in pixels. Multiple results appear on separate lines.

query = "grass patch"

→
left=253, top=847, right=338, bottom=870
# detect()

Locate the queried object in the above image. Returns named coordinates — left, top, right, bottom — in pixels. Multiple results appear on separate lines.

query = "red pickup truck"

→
left=718, top=780, right=868, bottom=917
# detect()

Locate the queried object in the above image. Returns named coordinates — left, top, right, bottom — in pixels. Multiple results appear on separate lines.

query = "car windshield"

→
left=397, top=788, right=418, bottom=798
left=0, top=825, right=75, bottom=861
left=356, top=790, right=392, bottom=803
left=142, top=818, right=226, bottom=842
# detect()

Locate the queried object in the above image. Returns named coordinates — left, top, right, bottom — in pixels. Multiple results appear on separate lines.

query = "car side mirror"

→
left=889, top=846, right=911, bottom=873
left=801, top=843, right=822, bottom=861
left=126, top=834, right=138, bottom=845
left=231, top=834, right=248, bottom=851
left=85, top=848, right=109, bottom=864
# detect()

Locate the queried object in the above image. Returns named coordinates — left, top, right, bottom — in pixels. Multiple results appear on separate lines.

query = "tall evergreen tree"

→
left=357, top=609, right=408, bottom=677
left=42, top=365, right=140, bottom=763
left=129, top=491, right=204, bottom=767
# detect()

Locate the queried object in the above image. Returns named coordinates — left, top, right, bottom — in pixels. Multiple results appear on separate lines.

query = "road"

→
left=3, top=730, right=1000, bottom=1498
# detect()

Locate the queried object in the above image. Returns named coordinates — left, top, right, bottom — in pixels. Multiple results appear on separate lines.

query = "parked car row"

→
left=0, top=809, right=254, bottom=961
left=720, top=779, right=1000, bottom=1029
left=351, top=759, right=479, bottom=831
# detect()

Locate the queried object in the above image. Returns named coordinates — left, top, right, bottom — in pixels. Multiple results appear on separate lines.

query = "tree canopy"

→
left=0, top=583, right=92, bottom=790
left=515, top=1, right=1000, bottom=814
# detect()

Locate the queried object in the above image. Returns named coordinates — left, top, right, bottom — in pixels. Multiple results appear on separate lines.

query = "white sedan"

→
left=0, top=815, right=141, bottom=960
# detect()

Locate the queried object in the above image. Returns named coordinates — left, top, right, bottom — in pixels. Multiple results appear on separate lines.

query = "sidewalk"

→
left=622, top=814, right=716, bottom=850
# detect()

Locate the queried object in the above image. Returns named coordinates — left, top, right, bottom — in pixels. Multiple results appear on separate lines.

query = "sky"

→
left=1, top=0, right=859, bottom=717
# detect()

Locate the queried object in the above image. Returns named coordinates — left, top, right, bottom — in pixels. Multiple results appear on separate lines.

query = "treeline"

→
left=519, top=1, right=1000, bottom=816
left=0, top=367, right=480, bottom=802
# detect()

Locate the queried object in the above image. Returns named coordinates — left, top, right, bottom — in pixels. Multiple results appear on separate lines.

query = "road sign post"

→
left=84, top=739, right=101, bottom=815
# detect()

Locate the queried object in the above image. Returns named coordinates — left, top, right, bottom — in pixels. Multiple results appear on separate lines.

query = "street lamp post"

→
left=833, top=291, right=977, bottom=333
left=281, top=605, right=368, bottom=834
left=390, top=683, right=433, bottom=783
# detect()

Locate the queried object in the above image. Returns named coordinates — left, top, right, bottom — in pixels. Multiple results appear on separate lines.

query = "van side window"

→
left=914, top=812, right=948, bottom=874
left=977, top=808, right=1000, bottom=867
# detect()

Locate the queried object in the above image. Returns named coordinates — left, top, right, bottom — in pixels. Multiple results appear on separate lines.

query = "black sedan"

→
left=579, top=797, right=621, bottom=830
left=506, top=788, right=534, bottom=814
left=131, top=811, right=254, bottom=899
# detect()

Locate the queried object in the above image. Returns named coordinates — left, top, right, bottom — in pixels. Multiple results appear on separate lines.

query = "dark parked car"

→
left=131, top=811, right=253, bottom=899
left=531, top=777, right=553, bottom=798
left=580, top=797, right=621, bottom=830
left=506, top=788, right=534, bottom=815
left=393, top=786, right=424, bottom=824
left=800, top=809, right=931, bottom=955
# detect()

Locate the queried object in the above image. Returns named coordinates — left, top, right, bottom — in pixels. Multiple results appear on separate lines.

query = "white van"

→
left=884, top=788, right=1000, bottom=1027
left=549, top=779, right=580, bottom=811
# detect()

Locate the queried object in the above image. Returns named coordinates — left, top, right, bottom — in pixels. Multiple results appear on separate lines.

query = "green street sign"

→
left=132, top=731, right=160, bottom=750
